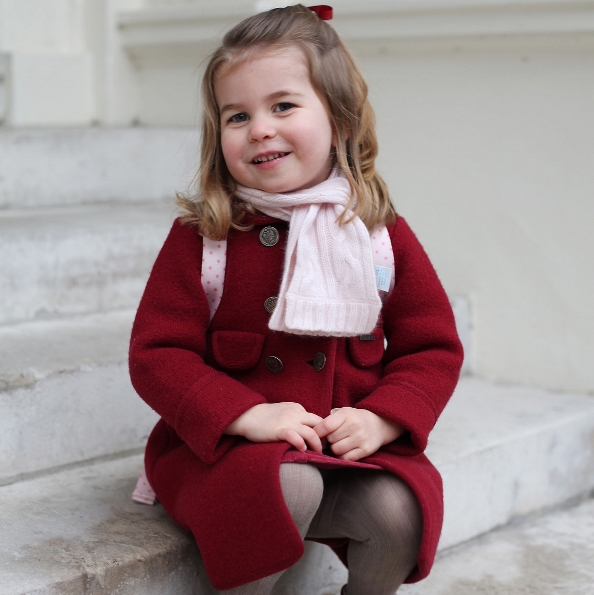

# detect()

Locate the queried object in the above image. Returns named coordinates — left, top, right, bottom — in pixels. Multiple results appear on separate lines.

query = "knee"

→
left=357, top=473, right=423, bottom=553
left=279, top=464, right=324, bottom=534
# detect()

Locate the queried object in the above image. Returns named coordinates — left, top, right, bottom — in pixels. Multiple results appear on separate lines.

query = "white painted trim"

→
left=117, top=0, right=594, bottom=56
left=117, top=4, right=254, bottom=51
left=334, top=1, right=594, bottom=42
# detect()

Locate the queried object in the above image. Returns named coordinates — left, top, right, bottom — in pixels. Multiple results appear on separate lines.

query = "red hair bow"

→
left=308, top=5, right=333, bottom=20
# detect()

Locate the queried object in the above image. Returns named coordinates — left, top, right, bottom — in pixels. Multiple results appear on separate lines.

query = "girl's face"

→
left=215, top=46, right=335, bottom=194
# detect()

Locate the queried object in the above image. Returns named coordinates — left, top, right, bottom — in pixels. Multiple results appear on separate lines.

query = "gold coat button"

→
left=313, top=352, right=326, bottom=372
left=259, top=226, right=280, bottom=247
left=266, top=356, right=283, bottom=373
left=264, top=296, right=278, bottom=313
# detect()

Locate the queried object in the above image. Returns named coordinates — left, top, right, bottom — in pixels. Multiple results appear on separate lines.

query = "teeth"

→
left=253, top=153, right=285, bottom=164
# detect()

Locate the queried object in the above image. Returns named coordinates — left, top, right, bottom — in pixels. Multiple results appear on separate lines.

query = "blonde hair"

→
left=178, top=4, right=396, bottom=239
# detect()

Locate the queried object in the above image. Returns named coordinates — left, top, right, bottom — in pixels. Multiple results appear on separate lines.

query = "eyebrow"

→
left=219, top=90, right=305, bottom=115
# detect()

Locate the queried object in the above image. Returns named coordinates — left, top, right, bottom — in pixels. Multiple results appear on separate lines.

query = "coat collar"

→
left=243, top=212, right=285, bottom=227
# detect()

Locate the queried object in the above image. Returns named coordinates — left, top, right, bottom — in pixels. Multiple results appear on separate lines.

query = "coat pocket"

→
left=347, top=328, right=385, bottom=368
left=211, top=331, right=266, bottom=371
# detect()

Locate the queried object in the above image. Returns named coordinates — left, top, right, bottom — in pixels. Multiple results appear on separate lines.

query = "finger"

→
left=324, top=422, right=354, bottom=445
left=314, top=410, right=345, bottom=438
left=326, top=410, right=370, bottom=444
left=330, top=436, right=359, bottom=457
left=301, top=412, right=324, bottom=427
left=298, top=425, right=324, bottom=453
left=278, top=428, right=307, bottom=452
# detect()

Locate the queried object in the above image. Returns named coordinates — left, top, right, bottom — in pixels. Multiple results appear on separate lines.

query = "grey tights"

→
left=218, top=463, right=422, bottom=595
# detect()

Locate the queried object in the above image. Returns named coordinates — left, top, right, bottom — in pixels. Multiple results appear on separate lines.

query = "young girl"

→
left=129, top=5, right=463, bottom=594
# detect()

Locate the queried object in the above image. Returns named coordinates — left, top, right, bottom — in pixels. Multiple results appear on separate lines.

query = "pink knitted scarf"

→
left=234, top=171, right=382, bottom=337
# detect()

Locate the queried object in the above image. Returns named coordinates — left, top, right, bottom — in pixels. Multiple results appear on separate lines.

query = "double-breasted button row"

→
left=259, top=226, right=279, bottom=247
left=265, top=352, right=326, bottom=373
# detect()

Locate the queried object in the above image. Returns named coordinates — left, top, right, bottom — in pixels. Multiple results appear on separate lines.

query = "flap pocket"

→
left=347, top=328, right=385, bottom=368
left=212, top=331, right=266, bottom=371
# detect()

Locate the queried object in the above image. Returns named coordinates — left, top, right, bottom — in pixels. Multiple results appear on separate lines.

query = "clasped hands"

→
left=225, top=402, right=403, bottom=462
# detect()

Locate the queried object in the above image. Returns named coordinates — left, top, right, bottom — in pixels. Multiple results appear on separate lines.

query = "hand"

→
left=314, top=408, right=404, bottom=462
left=225, top=402, right=324, bottom=453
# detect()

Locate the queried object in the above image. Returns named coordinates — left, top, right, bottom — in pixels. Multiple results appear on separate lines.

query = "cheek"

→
left=298, top=118, right=333, bottom=159
left=220, top=133, right=241, bottom=169
left=315, top=115, right=335, bottom=154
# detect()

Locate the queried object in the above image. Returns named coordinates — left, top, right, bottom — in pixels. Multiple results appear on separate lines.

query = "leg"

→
left=219, top=463, right=324, bottom=595
left=307, top=469, right=423, bottom=595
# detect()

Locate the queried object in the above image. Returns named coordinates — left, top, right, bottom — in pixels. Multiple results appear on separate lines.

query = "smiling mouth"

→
left=252, top=152, right=289, bottom=164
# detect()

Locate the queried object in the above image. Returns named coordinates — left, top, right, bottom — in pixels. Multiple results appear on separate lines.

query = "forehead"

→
left=214, top=46, right=312, bottom=103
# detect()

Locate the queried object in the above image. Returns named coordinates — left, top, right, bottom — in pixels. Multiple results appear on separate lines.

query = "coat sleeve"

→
left=355, top=216, right=464, bottom=455
left=129, top=219, right=267, bottom=464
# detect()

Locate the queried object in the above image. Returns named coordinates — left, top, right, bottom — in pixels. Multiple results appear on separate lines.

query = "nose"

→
left=249, top=114, right=276, bottom=142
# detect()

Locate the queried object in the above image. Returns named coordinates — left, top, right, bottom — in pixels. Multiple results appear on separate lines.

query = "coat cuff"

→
left=175, top=371, right=267, bottom=464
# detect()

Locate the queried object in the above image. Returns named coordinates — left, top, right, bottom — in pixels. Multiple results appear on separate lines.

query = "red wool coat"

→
left=129, top=214, right=463, bottom=590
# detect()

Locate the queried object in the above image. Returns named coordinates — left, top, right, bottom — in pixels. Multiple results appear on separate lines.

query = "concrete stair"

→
left=0, top=128, right=197, bottom=209
left=1, top=378, right=593, bottom=595
left=0, top=310, right=158, bottom=485
left=398, top=497, right=594, bottom=595
left=1, top=128, right=593, bottom=594
left=0, top=202, right=173, bottom=325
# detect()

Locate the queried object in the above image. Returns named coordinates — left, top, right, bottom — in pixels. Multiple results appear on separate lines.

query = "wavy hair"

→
left=178, top=4, right=396, bottom=239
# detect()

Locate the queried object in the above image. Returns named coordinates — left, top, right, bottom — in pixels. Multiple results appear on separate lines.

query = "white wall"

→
left=0, top=0, right=85, bottom=53
left=357, top=36, right=594, bottom=393
left=0, top=0, right=96, bottom=125
left=0, top=0, right=144, bottom=126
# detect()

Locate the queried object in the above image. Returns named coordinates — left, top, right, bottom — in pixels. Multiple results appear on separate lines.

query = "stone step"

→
left=399, top=497, right=594, bottom=595
left=0, top=455, right=200, bottom=595
left=427, top=378, right=594, bottom=549
left=0, top=202, right=173, bottom=326
left=0, top=128, right=197, bottom=210
left=0, top=310, right=158, bottom=485
left=1, top=379, right=593, bottom=594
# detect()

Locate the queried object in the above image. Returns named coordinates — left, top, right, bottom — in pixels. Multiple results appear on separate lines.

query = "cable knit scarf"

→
left=234, top=171, right=382, bottom=337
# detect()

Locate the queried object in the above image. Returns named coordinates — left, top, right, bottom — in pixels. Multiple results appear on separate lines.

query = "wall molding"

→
left=118, top=0, right=594, bottom=63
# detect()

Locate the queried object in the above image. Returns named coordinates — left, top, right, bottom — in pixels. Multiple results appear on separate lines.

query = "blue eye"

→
left=229, top=112, right=248, bottom=123
left=275, top=102, right=294, bottom=113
